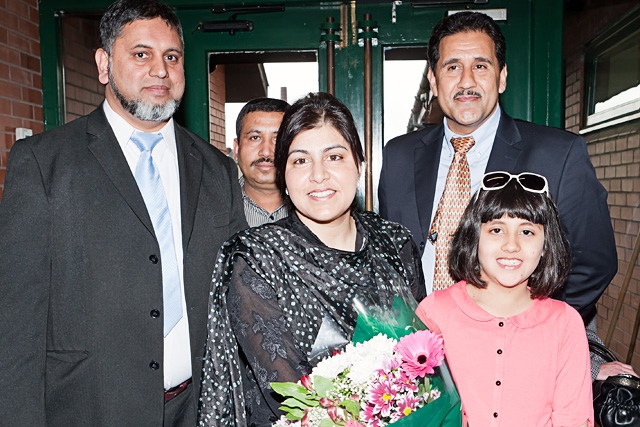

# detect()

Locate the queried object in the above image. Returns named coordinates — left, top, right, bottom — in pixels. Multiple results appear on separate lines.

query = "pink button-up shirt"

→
left=416, top=281, right=593, bottom=427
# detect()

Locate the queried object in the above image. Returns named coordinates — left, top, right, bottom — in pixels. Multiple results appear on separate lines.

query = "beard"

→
left=108, top=65, right=181, bottom=122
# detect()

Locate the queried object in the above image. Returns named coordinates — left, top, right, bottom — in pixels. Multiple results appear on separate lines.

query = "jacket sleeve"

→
left=0, top=140, right=49, bottom=426
left=226, top=155, right=249, bottom=233
left=555, top=134, right=617, bottom=322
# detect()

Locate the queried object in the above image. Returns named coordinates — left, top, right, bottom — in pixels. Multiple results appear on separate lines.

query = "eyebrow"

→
left=287, top=144, right=348, bottom=157
left=245, top=127, right=278, bottom=134
left=441, top=56, right=493, bottom=67
left=130, top=43, right=183, bottom=55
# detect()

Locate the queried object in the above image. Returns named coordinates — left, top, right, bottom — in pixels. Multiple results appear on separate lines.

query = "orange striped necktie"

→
left=430, top=136, right=475, bottom=290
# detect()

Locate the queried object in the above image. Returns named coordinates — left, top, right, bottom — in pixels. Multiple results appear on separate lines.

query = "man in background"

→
left=234, top=97, right=290, bottom=226
left=379, top=11, right=616, bottom=325
left=0, top=0, right=246, bottom=425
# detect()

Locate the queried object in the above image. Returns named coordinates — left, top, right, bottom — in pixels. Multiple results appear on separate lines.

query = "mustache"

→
left=251, top=157, right=274, bottom=167
left=453, top=90, right=482, bottom=99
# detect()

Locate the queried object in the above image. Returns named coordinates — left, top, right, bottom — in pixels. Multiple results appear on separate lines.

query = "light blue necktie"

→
left=131, top=131, right=182, bottom=337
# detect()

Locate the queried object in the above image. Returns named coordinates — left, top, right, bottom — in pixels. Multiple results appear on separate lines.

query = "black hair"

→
left=235, top=98, right=290, bottom=139
left=274, top=92, right=365, bottom=211
left=100, top=0, right=183, bottom=55
left=427, top=11, right=506, bottom=74
left=449, top=180, right=571, bottom=299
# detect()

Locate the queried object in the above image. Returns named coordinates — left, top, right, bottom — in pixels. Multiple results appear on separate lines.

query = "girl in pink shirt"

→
left=416, top=172, right=593, bottom=427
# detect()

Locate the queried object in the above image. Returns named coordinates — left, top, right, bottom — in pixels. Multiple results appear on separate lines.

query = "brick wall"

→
left=564, top=1, right=640, bottom=367
left=62, top=16, right=103, bottom=123
left=588, top=122, right=640, bottom=366
left=0, top=0, right=42, bottom=200
left=209, top=65, right=228, bottom=154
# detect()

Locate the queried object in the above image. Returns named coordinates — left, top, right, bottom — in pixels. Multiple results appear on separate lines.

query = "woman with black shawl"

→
left=198, top=93, right=426, bottom=426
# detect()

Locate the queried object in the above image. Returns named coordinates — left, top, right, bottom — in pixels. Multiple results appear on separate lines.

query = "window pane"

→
left=593, top=31, right=640, bottom=114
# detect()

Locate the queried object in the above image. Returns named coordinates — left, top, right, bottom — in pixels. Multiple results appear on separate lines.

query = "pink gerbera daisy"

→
left=394, top=330, right=444, bottom=379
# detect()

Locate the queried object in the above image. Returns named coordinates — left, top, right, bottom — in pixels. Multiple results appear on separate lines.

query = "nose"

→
left=257, top=135, right=276, bottom=158
left=310, top=160, right=329, bottom=183
left=150, top=56, right=168, bottom=79
left=458, top=67, right=477, bottom=89
left=502, top=233, right=520, bottom=253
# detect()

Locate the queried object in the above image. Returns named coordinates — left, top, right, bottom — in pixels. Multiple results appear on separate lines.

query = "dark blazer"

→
left=379, top=111, right=617, bottom=322
left=0, top=106, right=248, bottom=426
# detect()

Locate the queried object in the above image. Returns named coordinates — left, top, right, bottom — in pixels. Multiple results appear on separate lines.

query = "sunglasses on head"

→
left=476, top=171, right=549, bottom=201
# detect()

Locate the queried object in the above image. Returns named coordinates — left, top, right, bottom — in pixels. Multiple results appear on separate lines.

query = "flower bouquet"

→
left=271, top=293, right=461, bottom=427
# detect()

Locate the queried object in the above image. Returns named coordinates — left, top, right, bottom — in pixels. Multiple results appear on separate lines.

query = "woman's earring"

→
left=285, top=188, right=289, bottom=196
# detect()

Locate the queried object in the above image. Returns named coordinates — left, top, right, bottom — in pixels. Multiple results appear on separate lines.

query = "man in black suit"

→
left=379, top=11, right=616, bottom=323
left=0, top=1, right=247, bottom=426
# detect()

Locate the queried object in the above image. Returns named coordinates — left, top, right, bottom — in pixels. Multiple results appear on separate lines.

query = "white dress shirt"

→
left=421, top=107, right=501, bottom=295
left=102, top=100, right=192, bottom=389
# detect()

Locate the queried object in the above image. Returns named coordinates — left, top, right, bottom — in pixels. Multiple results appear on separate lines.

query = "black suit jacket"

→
left=379, top=111, right=617, bottom=322
left=0, top=106, right=248, bottom=426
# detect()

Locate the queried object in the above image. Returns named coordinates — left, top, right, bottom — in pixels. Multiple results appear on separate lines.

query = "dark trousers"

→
left=164, top=382, right=196, bottom=427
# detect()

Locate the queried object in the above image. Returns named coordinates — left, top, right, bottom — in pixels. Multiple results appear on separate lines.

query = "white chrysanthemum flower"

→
left=312, top=350, right=351, bottom=379
left=346, top=334, right=397, bottom=385
left=311, top=334, right=397, bottom=383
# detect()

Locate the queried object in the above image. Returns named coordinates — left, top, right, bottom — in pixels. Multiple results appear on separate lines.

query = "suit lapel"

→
left=175, top=125, right=202, bottom=252
left=415, top=124, right=444, bottom=244
left=86, top=107, right=155, bottom=235
left=486, top=112, right=524, bottom=172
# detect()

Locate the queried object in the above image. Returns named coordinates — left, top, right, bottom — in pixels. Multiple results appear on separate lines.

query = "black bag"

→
left=589, top=340, right=640, bottom=427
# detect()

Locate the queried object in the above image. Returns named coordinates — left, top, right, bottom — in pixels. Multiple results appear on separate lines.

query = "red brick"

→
left=32, top=107, right=43, bottom=124
left=11, top=100, right=32, bottom=119
left=0, top=133, right=12, bottom=151
left=18, top=17, right=39, bottom=41
left=21, top=86, right=41, bottom=105
left=5, top=0, right=28, bottom=15
left=32, top=73, right=41, bottom=90
left=0, top=115, right=22, bottom=131
left=20, top=52, right=40, bottom=73
left=0, top=44, right=20, bottom=65
left=0, top=80, right=21, bottom=99
left=6, top=31, right=30, bottom=53
left=28, top=7, right=39, bottom=26
left=0, top=97, right=9, bottom=115
left=9, top=65, right=32, bottom=86
left=0, top=62, right=8, bottom=79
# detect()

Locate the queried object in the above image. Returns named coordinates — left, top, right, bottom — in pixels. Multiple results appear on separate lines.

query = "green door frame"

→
left=39, top=0, right=564, bottom=153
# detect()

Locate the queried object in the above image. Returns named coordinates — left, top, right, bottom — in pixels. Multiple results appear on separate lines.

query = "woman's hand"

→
left=596, top=361, right=639, bottom=381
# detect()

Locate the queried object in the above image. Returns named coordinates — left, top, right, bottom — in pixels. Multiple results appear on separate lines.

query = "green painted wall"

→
left=39, top=0, right=564, bottom=150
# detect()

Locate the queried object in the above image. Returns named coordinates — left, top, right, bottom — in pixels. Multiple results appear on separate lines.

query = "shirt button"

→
left=150, top=309, right=160, bottom=318
left=493, top=412, right=498, bottom=418
left=496, top=380, right=501, bottom=386
left=498, top=321, right=504, bottom=327
left=497, top=349, right=503, bottom=354
left=149, top=255, right=159, bottom=264
left=149, top=360, right=160, bottom=370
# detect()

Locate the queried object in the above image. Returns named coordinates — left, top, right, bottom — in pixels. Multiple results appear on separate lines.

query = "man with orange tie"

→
left=379, top=11, right=616, bottom=325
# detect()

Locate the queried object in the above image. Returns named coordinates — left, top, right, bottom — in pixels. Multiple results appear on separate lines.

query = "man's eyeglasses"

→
left=476, top=171, right=549, bottom=200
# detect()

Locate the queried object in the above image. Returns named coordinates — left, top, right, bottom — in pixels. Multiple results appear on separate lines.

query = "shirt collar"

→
left=239, top=175, right=286, bottom=212
left=448, top=280, right=552, bottom=328
left=102, top=99, right=177, bottom=157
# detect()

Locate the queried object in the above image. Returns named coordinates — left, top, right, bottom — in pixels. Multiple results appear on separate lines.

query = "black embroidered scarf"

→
left=198, top=211, right=424, bottom=426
